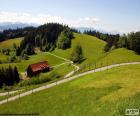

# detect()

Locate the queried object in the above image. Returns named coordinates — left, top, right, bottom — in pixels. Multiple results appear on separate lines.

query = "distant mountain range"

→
left=76, top=27, right=121, bottom=34
left=0, top=22, right=38, bottom=31
left=0, top=22, right=120, bottom=34
left=75, top=27, right=96, bottom=33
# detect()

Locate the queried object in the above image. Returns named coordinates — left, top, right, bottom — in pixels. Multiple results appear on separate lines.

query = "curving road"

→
left=0, top=90, right=23, bottom=96
left=0, top=62, right=140, bottom=105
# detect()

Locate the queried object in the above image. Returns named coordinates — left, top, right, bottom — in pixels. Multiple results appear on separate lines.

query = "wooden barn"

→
left=26, top=61, right=52, bottom=77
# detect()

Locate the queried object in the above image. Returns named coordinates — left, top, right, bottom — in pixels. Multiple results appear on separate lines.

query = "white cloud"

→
left=0, top=11, right=100, bottom=27
left=1, top=11, right=139, bottom=33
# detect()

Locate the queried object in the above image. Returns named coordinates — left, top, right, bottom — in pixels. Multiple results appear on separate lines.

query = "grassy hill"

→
left=0, top=64, right=140, bottom=115
left=53, top=33, right=140, bottom=66
left=0, top=37, right=23, bottom=49
left=52, top=33, right=106, bottom=66
left=0, top=52, right=66, bottom=71
left=52, top=33, right=140, bottom=73
left=1, top=34, right=140, bottom=72
left=96, top=48, right=140, bottom=67
left=0, top=37, right=23, bottom=61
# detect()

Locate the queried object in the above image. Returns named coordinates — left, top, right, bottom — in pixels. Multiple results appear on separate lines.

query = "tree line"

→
left=84, top=30, right=140, bottom=54
left=0, top=27, right=36, bottom=42
left=117, top=32, right=140, bottom=54
left=16, top=23, right=74, bottom=57
left=0, top=66, right=20, bottom=87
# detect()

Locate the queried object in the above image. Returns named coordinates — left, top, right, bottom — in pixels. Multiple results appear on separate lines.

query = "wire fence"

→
left=74, top=59, right=140, bottom=74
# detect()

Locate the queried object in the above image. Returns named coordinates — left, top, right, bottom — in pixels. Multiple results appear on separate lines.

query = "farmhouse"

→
left=26, top=61, right=52, bottom=77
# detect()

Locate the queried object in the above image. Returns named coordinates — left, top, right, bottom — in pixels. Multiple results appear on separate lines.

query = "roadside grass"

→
left=0, top=64, right=140, bottom=116
left=78, top=48, right=140, bottom=73
left=0, top=37, right=23, bottom=49
left=96, top=48, right=140, bottom=66
left=19, top=63, right=74, bottom=87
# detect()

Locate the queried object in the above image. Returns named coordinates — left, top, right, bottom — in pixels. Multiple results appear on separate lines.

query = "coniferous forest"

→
left=0, top=66, right=20, bottom=87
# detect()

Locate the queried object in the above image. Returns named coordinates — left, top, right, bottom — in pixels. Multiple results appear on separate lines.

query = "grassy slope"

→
left=52, top=33, right=106, bottom=66
left=1, top=34, right=140, bottom=72
left=17, top=52, right=65, bottom=72
left=0, top=38, right=23, bottom=61
left=0, top=52, right=65, bottom=72
left=53, top=33, right=140, bottom=68
left=96, top=48, right=140, bottom=67
left=0, top=64, right=140, bottom=116
left=0, top=37, right=23, bottom=49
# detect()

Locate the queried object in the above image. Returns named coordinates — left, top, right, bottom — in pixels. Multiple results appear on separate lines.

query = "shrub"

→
left=19, top=72, right=60, bottom=87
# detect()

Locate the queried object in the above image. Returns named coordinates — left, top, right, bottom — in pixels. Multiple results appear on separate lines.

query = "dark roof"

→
left=29, top=61, right=49, bottom=73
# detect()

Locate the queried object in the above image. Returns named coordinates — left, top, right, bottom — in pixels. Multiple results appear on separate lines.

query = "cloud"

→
left=0, top=11, right=100, bottom=27
left=2, top=11, right=139, bottom=33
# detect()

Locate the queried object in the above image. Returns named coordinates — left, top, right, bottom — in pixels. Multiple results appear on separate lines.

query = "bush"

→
left=19, top=72, right=60, bottom=87
left=70, top=44, right=84, bottom=63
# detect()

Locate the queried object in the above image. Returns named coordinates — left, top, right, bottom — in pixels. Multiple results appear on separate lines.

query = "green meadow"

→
left=0, top=64, right=140, bottom=116
left=0, top=37, right=23, bottom=49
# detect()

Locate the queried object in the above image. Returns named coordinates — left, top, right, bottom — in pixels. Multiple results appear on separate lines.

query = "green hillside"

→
left=0, top=37, right=23, bottom=49
left=0, top=64, right=140, bottom=116
left=0, top=38, right=23, bottom=61
left=52, top=33, right=140, bottom=73
left=96, top=48, right=140, bottom=67
left=1, top=34, right=140, bottom=73
left=52, top=33, right=106, bottom=66
left=0, top=52, right=65, bottom=72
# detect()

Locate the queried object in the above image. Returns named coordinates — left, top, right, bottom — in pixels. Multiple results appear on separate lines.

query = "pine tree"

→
left=13, top=66, right=20, bottom=83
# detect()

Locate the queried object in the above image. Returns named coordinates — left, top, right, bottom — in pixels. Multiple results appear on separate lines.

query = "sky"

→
left=0, top=0, right=140, bottom=33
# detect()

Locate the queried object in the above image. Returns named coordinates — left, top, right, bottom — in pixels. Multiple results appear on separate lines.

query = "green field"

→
left=0, top=37, right=23, bottom=49
left=0, top=64, right=140, bottom=116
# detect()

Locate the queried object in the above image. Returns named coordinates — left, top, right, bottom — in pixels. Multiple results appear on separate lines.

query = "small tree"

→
left=25, top=44, right=35, bottom=55
left=70, top=44, right=84, bottom=63
left=16, top=47, right=21, bottom=56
